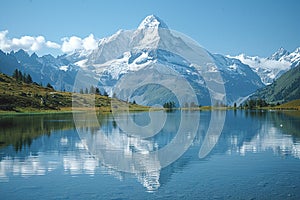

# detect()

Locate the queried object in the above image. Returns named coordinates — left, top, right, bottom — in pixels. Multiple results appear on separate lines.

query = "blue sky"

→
left=1, top=0, right=300, bottom=57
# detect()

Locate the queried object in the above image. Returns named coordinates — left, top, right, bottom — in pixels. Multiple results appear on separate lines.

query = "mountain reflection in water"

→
left=0, top=110, right=300, bottom=193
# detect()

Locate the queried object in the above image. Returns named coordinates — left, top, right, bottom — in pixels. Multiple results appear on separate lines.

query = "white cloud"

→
left=61, top=34, right=98, bottom=53
left=61, top=36, right=82, bottom=53
left=82, top=34, right=98, bottom=51
left=0, top=30, right=98, bottom=55
left=0, top=30, right=61, bottom=54
left=46, top=41, right=61, bottom=49
left=0, top=30, right=11, bottom=51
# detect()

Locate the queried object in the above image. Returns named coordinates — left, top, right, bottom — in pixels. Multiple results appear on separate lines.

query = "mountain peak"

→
left=138, top=15, right=168, bottom=29
left=275, top=47, right=288, bottom=55
left=14, top=49, right=30, bottom=58
left=30, top=52, right=38, bottom=59
left=294, top=47, right=300, bottom=53
left=269, top=47, right=289, bottom=60
left=15, top=49, right=28, bottom=55
left=278, top=47, right=286, bottom=51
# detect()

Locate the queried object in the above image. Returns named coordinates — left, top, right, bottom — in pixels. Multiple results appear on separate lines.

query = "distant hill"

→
left=251, top=64, right=300, bottom=104
left=277, top=99, right=300, bottom=110
left=0, top=72, right=147, bottom=112
left=0, top=72, right=67, bottom=111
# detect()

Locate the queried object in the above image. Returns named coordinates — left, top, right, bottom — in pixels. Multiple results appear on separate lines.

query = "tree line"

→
left=12, top=69, right=112, bottom=96
left=163, top=101, right=176, bottom=109
left=12, top=69, right=33, bottom=84
left=12, top=69, right=54, bottom=89
left=79, top=85, right=108, bottom=96
left=238, top=98, right=279, bottom=109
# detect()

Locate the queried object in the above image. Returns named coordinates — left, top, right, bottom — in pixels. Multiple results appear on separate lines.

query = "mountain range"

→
left=250, top=63, right=300, bottom=103
left=229, top=47, right=300, bottom=85
left=0, top=15, right=299, bottom=106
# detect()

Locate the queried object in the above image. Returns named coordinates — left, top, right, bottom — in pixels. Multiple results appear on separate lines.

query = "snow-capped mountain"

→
left=71, top=15, right=263, bottom=105
left=270, top=47, right=300, bottom=66
left=229, top=47, right=300, bottom=85
left=269, top=47, right=290, bottom=60
left=1, top=15, right=276, bottom=105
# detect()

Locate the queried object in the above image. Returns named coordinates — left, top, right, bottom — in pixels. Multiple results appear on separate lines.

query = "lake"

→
left=0, top=110, right=300, bottom=199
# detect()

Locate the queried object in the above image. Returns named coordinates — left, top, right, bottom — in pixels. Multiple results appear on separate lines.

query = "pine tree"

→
left=26, top=74, right=33, bottom=84
left=17, top=70, right=23, bottom=82
left=22, top=73, right=27, bottom=82
left=12, top=69, right=33, bottom=84
left=89, top=85, right=95, bottom=94
left=12, top=69, right=19, bottom=80
left=95, top=87, right=101, bottom=95
left=163, top=101, right=176, bottom=109
left=46, top=83, right=54, bottom=89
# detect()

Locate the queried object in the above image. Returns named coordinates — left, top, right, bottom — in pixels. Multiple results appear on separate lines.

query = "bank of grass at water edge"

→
left=274, top=99, right=300, bottom=110
left=1, top=102, right=299, bottom=115
left=0, top=73, right=150, bottom=115
left=250, top=100, right=300, bottom=111
left=0, top=105, right=151, bottom=115
left=178, top=101, right=300, bottom=111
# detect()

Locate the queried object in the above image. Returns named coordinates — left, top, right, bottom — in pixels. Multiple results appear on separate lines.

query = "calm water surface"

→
left=0, top=110, right=300, bottom=199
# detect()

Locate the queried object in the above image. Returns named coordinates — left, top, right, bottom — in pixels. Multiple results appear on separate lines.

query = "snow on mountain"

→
left=59, top=65, right=69, bottom=71
left=72, top=15, right=264, bottom=105
left=280, top=47, right=300, bottom=66
left=86, top=30, right=132, bottom=65
left=229, top=54, right=291, bottom=85
left=1, top=15, right=278, bottom=105
left=269, top=47, right=289, bottom=60
left=211, top=54, right=263, bottom=103
left=269, top=47, right=300, bottom=65
left=138, top=14, right=168, bottom=29
left=229, top=47, right=300, bottom=85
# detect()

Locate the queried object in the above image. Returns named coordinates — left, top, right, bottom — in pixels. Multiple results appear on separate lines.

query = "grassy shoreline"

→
left=0, top=72, right=152, bottom=115
left=1, top=105, right=300, bottom=116
left=0, top=106, right=152, bottom=115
